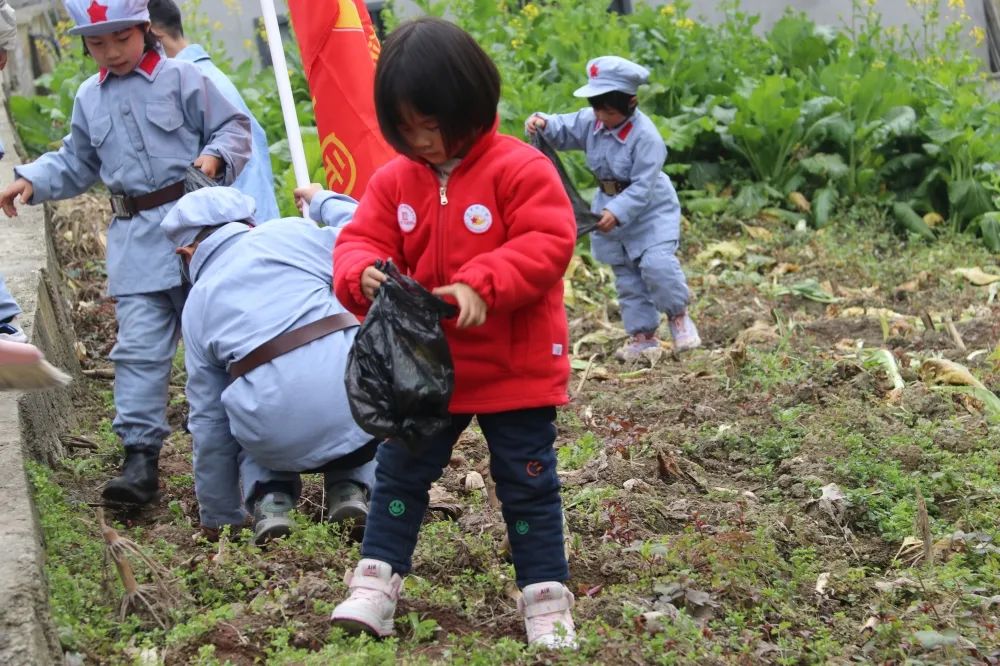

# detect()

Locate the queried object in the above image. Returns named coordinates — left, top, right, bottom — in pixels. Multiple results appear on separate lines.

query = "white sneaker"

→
left=0, top=321, right=28, bottom=344
left=668, top=312, right=702, bottom=352
left=518, top=582, right=578, bottom=649
left=330, top=558, right=402, bottom=637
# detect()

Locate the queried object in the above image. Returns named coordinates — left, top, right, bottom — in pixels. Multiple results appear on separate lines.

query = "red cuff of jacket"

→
left=336, top=257, right=376, bottom=316
left=453, top=267, right=496, bottom=310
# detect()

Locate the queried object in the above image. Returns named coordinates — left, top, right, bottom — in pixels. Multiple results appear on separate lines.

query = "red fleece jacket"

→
left=334, top=123, right=577, bottom=414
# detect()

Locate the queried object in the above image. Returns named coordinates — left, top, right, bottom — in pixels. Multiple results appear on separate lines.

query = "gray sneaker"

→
left=252, top=492, right=294, bottom=545
left=325, top=480, right=369, bottom=539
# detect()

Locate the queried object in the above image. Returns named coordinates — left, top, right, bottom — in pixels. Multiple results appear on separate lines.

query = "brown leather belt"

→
left=109, top=180, right=186, bottom=219
left=598, top=179, right=630, bottom=196
left=228, top=313, right=359, bottom=380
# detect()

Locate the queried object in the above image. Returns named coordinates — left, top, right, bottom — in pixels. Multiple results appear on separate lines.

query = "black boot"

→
left=102, top=446, right=160, bottom=504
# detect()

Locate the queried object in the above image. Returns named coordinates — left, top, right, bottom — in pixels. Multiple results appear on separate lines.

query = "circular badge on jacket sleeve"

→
left=397, top=204, right=417, bottom=233
left=463, top=204, right=493, bottom=234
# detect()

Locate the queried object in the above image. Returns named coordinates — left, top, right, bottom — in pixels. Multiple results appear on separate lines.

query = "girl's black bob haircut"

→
left=375, top=17, right=501, bottom=157
left=587, top=90, right=637, bottom=118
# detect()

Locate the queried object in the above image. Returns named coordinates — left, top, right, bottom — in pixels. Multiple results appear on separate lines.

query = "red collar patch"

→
left=616, top=121, right=634, bottom=141
left=87, top=0, right=109, bottom=23
left=137, top=50, right=161, bottom=76
left=97, top=51, right=161, bottom=85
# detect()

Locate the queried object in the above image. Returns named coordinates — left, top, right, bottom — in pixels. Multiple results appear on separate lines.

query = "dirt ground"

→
left=40, top=194, right=1000, bottom=665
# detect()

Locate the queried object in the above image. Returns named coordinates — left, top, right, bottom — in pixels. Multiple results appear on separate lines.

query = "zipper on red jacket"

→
left=437, top=182, right=449, bottom=285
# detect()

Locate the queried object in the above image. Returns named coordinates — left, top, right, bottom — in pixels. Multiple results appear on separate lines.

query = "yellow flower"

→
left=971, top=25, right=985, bottom=46
left=872, top=59, right=886, bottom=69
left=660, top=4, right=676, bottom=15
left=511, top=38, right=524, bottom=49
left=947, top=0, right=965, bottom=9
left=521, top=3, right=540, bottom=19
left=673, top=17, right=695, bottom=30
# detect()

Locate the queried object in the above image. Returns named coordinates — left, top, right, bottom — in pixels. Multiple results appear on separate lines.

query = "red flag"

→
left=287, top=0, right=395, bottom=198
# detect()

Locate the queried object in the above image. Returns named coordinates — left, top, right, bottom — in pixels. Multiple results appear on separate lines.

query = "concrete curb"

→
left=0, top=86, right=79, bottom=664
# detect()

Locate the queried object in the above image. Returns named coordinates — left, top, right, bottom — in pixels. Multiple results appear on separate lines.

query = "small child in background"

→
left=526, top=56, right=701, bottom=360
left=331, top=17, right=579, bottom=649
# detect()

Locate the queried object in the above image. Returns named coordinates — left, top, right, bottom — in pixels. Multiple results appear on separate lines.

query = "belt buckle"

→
left=109, top=194, right=132, bottom=219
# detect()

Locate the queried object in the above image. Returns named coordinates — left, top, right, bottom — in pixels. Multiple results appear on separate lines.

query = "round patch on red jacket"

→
left=463, top=204, right=492, bottom=234
left=397, top=204, right=417, bottom=233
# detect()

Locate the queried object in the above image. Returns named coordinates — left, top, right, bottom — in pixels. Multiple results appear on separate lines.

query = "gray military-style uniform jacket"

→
left=536, top=107, right=681, bottom=266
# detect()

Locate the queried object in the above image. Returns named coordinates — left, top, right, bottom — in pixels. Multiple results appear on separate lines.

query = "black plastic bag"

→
left=345, top=260, right=459, bottom=451
left=184, top=165, right=220, bottom=192
left=530, top=133, right=601, bottom=237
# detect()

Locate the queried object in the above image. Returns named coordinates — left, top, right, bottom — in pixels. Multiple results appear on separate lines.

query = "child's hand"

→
left=433, top=283, right=487, bottom=328
left=193, top=154, right=224, bottom=179
left=0, top=179, right=33, bottom=217
left=293, top=183, right=323, bottom=210
left=596, top=209, right=618, bottom=233
left=361, top=265, right=388, bottom=301
left=524, top=115, right=547, bottom=136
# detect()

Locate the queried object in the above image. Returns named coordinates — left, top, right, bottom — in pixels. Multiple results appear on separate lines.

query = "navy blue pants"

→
left=361, top=407, right=569, bottom=588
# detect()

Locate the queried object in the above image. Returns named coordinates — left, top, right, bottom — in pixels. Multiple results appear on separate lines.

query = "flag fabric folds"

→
left=287, top=0, right=395, bottom=198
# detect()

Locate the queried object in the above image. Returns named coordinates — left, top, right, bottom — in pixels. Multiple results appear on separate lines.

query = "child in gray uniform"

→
left=0, top=0, right=250, bottom=504
left=527, top=55, right=701, bottom=359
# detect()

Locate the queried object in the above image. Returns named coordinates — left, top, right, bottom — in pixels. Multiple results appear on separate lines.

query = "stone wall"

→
left=0, top=82, right=78, bottom=666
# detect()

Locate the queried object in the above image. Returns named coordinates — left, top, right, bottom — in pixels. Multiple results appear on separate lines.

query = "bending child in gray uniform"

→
left=162, top=186, right=377, bottom=546
left=526, top=56, right=701, bottom=360
left=0, top=0, right=251, bottom=505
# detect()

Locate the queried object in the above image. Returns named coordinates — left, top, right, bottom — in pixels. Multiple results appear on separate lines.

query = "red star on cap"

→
left=589, top=63, right=599, bottom=78
left=87, top=0, right=109, bottom=23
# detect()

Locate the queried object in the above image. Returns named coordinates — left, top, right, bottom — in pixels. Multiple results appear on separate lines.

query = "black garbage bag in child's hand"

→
left=345, top=260, right=459, bottom=452
left=530, top=132, right=601, bottom=237
left=184, top=165, right=220, bottom=192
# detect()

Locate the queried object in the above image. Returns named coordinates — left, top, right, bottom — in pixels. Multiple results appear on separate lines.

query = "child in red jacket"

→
left=331, top=17, right=579, bottom=650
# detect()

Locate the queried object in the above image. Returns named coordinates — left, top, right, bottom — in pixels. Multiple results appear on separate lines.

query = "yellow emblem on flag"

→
left=332, top=0, right=363, bottom=30
left=321, top=132, right=358, bottom=196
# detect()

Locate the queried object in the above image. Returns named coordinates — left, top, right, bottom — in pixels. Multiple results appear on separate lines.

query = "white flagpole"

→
left=259, top=0, right=310, bottom=218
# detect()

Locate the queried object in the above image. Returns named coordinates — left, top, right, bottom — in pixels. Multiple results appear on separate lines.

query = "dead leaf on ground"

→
left=427, top=484, right=461, bottom=519
left=463, top=471, right=485, bottom=492
left=860, top=616, right=880, bottom=633
left=788, top=191, right=811, bottom=213
left=815, top=572, right=831, bottom=597
left=635, top=606, right=679, bottom=635
left=806, top=483, right=849, bottom=525
left=654, top=581, right=719, bottom=621
left=919, top=358, right=986, bottom=389
left=771, top=262, right=801, bottom=275
left=622, top=478, right=654, bottom=493
left=733, top=321, right=780, bottom=349
left=696, top=241, right=744, bottom=264
left=952, top=267, right=1000, bottom=286
left=874, top=577, right=918, bottom=593
left=741, top=223, right=773, bottom=241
